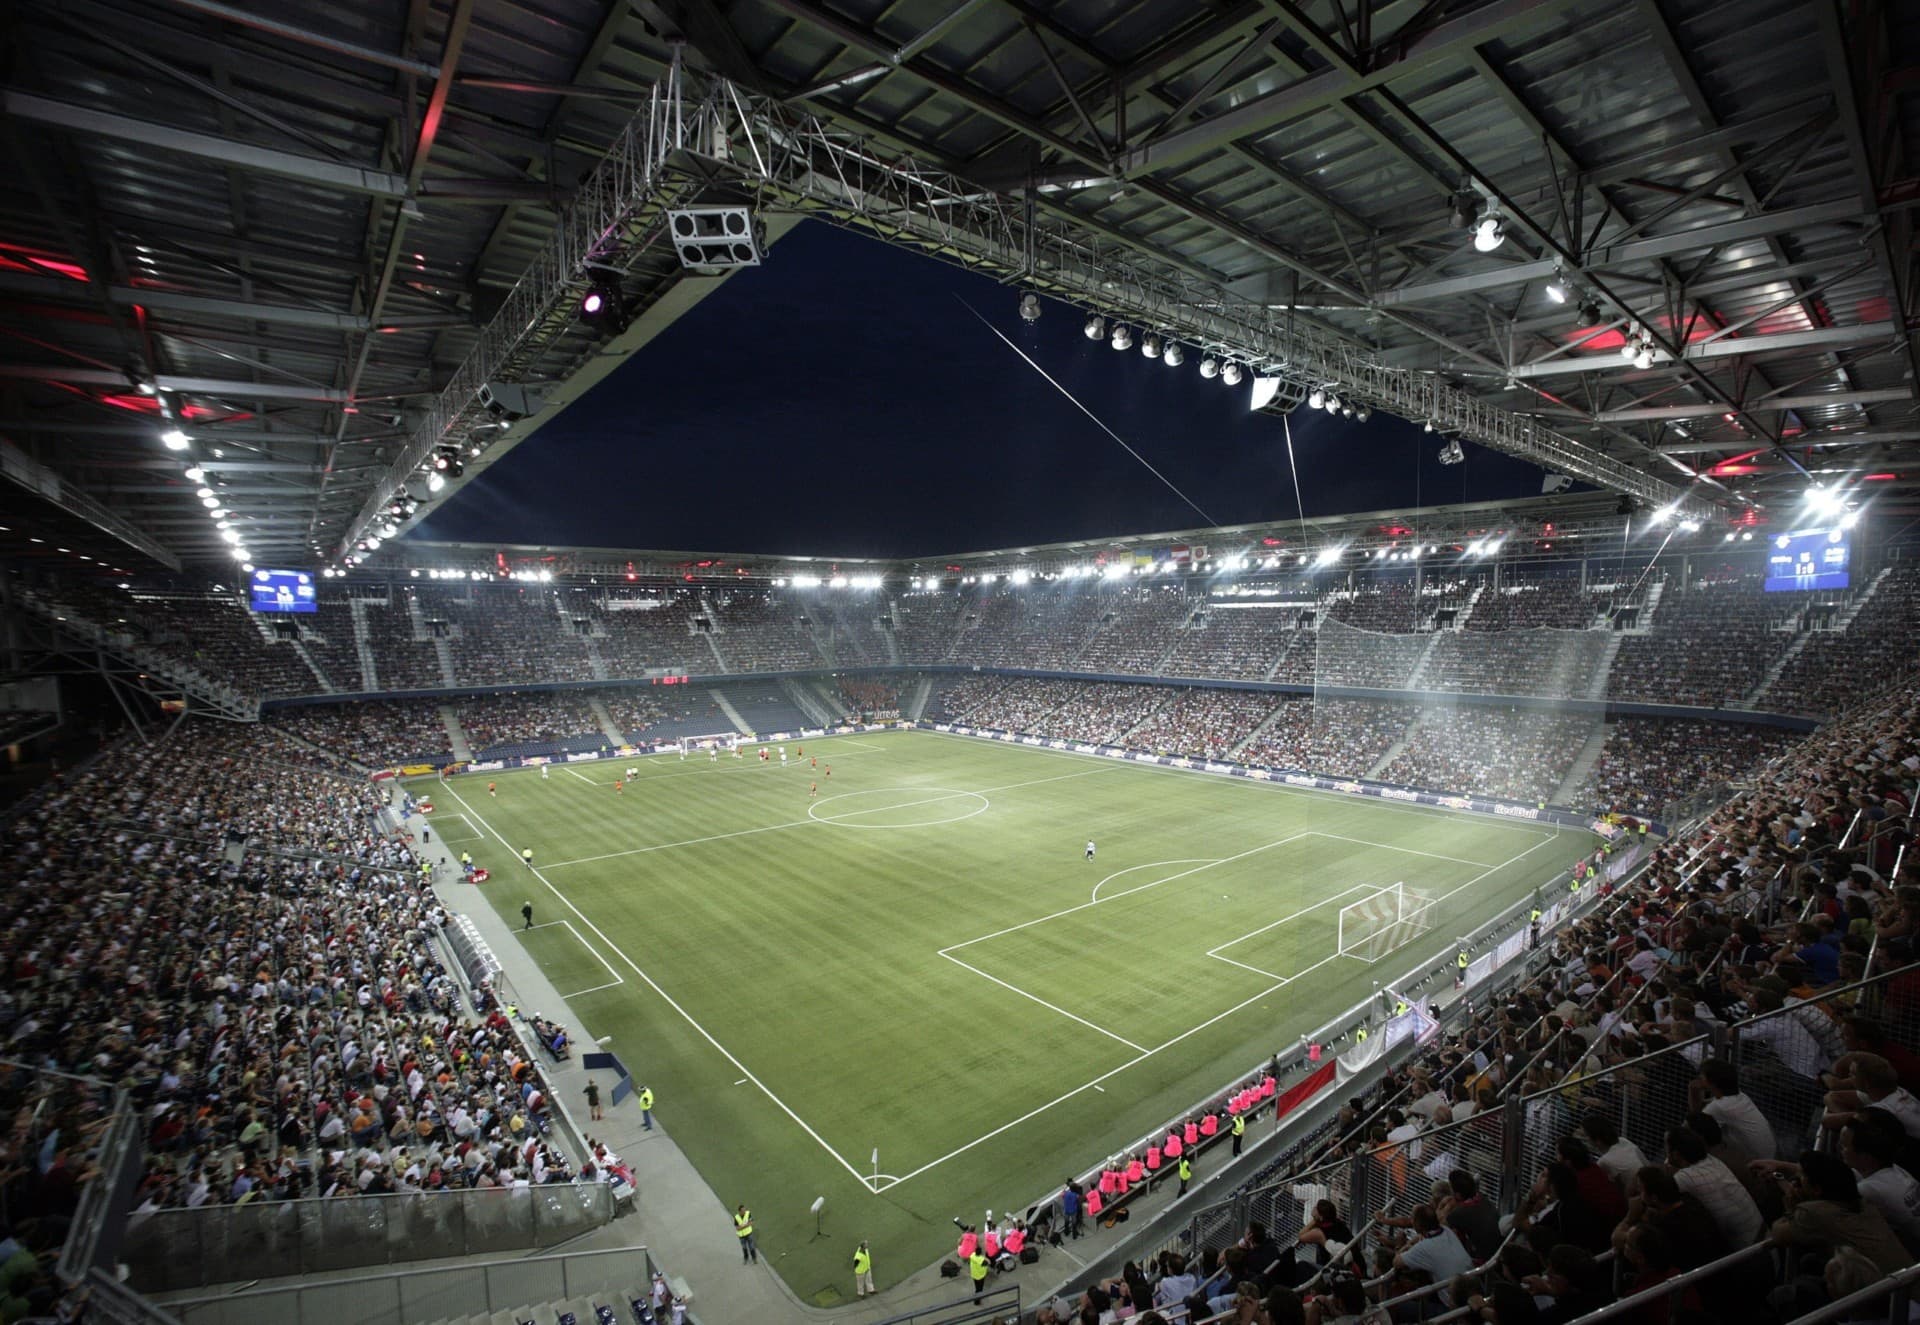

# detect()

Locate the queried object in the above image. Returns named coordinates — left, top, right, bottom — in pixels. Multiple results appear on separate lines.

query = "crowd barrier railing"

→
left=122, top=1181, right=615, bottom=1293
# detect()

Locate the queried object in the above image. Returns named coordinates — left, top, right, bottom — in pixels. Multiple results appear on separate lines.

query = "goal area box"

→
left=1337, top=882, right=1437, bottom=962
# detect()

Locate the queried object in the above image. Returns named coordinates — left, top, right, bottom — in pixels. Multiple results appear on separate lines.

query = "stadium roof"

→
left=2, top=0, right=1913, bottom=574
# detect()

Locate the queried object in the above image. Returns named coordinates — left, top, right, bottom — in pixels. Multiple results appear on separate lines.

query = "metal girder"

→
left=1593, top=388, right=1910, bottom=422
left=4, top=91, right=412, bottom=198
left=0, top=438, right=181, bottom=568
left=334, top=64, right=1704, bottom=563
left=0, top=271, right=373, bottom=331
left=1116, top=0, right=1589, bottom=175
left=1372, top=200, right=1864, bottom=306
left=1507, top=323, right=1899, bottom=380
left=158, top=0, right=439, bottom=79
left=0, top=364, right=350, bottom=402
left=1661, top=428, right=1920, bottom=455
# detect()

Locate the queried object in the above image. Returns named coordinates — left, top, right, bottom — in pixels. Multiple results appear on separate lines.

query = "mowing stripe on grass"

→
left=440, top=780, right=876, bottom=1190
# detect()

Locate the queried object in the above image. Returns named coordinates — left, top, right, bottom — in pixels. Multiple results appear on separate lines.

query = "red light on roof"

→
left=1863, top=472, right=1899, bottom=481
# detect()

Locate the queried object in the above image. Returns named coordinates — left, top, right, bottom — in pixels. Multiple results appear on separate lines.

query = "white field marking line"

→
left=1308, top=832, right=1507, bottom=869
left=1090, top=859, right=1219, bottom=903
left=899, top=826, right=1565, bottom=1192
left=940, top=832, right=1315, bottom=955
left=915, top=728, right=1565, bottom=845
left=441, top=780, right=876, bottom=1190
left=528, top=919, right=626, bottom=992
left=431, top=814, right=482, bottom=844
left=1205, top=882, right=1378, bottom=963
left=938, top=950, right=1147, bottom=1052
left=541, top=766, right=1114, bottom=867
left=560, top=978, right=624, bottom=997
left=564, top=767, right=598, bottom=786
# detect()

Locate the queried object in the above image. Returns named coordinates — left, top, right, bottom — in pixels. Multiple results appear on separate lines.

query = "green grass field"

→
left=429, top=730, right=1592, bottom=1303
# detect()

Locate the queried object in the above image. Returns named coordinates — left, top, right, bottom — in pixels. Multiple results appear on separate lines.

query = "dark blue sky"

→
left=416, top=220, right=1547, bottom=557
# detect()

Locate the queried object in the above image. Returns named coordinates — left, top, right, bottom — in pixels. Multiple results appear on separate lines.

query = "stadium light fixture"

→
left=1018, top=292, right=1041, bottom=323
left=1472, top=207, right=1505, bottom=252
left=1140, top=332, right=1161, bottom=359
left=1199, top=356, right=1219, bottom=379
left=161, top=428, right=191, bottom=450
left=1577, top=297, right=1602, bottom=325
left=195, top=487, right=214, bottom=499
left=1221, top=362, right=1244, bottom=386
left=1102, top=562, right=1129, bottom=580
left=220, top=529, right=239, bottom=544
left=1083, top=314, right=1105, bottom=340
left=1009, top=568, right=1032, bottom=585
left=1110, top=324, right=1133, bottom=351
left=1356, top=406, right=1371, bottom=422
left=184, top=466, right=205, bottom=482
left=1308, top=388, right=1325, bottom=410
left=1633, top=343, right=1655, bottom=370
left=1679, top=518, right=1701, bottom=533
left=1839, top=510, right=1861, bottom=529
left=427, top=471, right=446, bottom=493
left=1313, top=545, right=1343, bottom=567
left=1250, top=377, right=1281, bottom=411
left=1324, top=394, right=1341, bottom=414
left=1544, top=272, right=1568, bottom=304
left=1162, top=342, right=1184, bottom=367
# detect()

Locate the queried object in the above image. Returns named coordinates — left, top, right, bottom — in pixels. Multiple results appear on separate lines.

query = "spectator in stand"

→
left=1665, top=1125, right=1763, bottom=1250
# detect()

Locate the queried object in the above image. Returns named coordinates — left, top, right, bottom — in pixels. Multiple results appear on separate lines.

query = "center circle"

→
left=808, top=787, right=991, bottom=829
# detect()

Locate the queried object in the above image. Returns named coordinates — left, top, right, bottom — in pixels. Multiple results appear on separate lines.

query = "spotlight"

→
left=1110, top=324, right=1133, bottom=351
left=1679, top=519, right=1701, bottom=533
left=1308, top=388, right=1325, bottom=410
left=1620, top=335, right=1639, bottom=361
left=1438, top=439, right=1465, bottom=465
left=1356, top=406, right=1371, bottom=422
left=1324, top=394, right=1341, bottom=414
left=1163, top=342, right=1184, bottom=367
left=1545, top=279, right=1567, bottom=305
left=1141, top=333, right=1162, bottom=359
left=1199, top=357, right=1219, bottom=379
left=184, top=466, right=205, bottom=482
left=1577, top=298, right=1601, bottom=325
left=1472, top=208, right=1505, bottom=252
left=1423, top=419, right=1434, bottom=433
left=1018, top=292, right=1041, bottom=323
left=195, top=487, right=214, bottom=499
left=1084, top=314, right=1106, bottom=340
left=1222, top=362, right=1243, bottom=386
left=427, top=471, right=446, bottom=493
left=1633, top=345, right=1654, bottom=370
left=161, top=429, right=191, bottom=450
left=576, top=275, right=626, bottom=335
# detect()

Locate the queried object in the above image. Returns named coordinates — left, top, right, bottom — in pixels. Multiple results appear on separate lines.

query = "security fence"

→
left=122, top=1181, right=615, bottom=1293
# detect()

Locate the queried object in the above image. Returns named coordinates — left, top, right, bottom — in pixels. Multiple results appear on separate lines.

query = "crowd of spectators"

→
left=1125, top=690, right=1284, bottom=760
left=1609, top=574, right=1801, bottom=708
left=1038, top=674, right=1920, bottom=1325
left=1238, top=699, right=1411, bottom=778
left=1076, top=589, right=1195, bottom=674
left=1161, top=606, right=1313, bottom=681
left=269, top=699, right=453, bottom=766
left=1466, top=579, right=1602, bottom=631
left=1422, top=630, right=1614, bottom=700
left=1763, top=565, right=1920, bottom=718
left=707, top=591, right=827, bottom=672
left=1045, top=682, right=1169, bottom=746
left=962, top=589, right=1117, bottom=670
left=589, top=591, right=708, bottom=677
left=890, top=590, right=970, bottom=664
left=816, top=600, right=895, bottom=666
left=839, top=677, right=901, bottom=716
left=419, top=587, right=595, bottom=687
left=1383, top=707, right=1593, bottom=802
left=455, top=691, right=602, bottom=754
left=0, top=721, right=583, bottom=1226
left=360, top=595, right=448, bottom=691
left=1578, top=718, right=1801, bottom=819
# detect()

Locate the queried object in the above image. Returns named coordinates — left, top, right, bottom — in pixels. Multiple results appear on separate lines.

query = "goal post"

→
left=1337, top=883, right=1437, bottom=962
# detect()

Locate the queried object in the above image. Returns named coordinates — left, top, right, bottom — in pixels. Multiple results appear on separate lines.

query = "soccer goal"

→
left=1337, top=883, right=1437, bottom=962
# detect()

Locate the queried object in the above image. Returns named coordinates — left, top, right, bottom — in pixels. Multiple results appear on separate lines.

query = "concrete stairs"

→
left=1451, top=583, right=1486, bottom=630
left=700, top=632, right=729, bottom=674
left=803, top=616, right=840, bottom=666
left=1639, top=576, right=1666, bottom=626
left=1404, top=632, right=1447, bottom=689
left=902, top=673, right=933, bottom=719
left=1835, top=565, right=1892, bottom=632
left=438, top=706, right=474, bottom=761
left=587, top=694, right=626, bottom=746
left=1230, top=697, right=1294, bottom=759
left=1586, top=632, right=1625, bottom=700
left=780, top=677, right=835, bottom=727
left=1553, top=723, right=1613, bottom=807
left=433, top=638, right=459, bottom=687
left=583, top=638, right=609, bottom=681
left=1367, top=710, right=1424, bottom=780
left=806, top=676, right=850, bottom=721
left=349, top=598, right=381, bottom=691
left=707, top=687, right=751, bottom=735
left=880, top=601, right=903, bottom=664
left=291, top=639, right=337, bottom=693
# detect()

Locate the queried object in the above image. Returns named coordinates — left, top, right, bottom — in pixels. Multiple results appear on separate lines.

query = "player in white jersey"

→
left=540, top=763, right=549, bottom=780
left=626, top=767, right=639, bottom=780
left=780, top=749, right=788, bottom=766
left=1085, top=840, right=1096, bottom=860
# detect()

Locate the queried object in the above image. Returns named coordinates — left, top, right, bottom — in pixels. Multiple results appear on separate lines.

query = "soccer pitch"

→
left=434, top=729, right=1592, bottom=1301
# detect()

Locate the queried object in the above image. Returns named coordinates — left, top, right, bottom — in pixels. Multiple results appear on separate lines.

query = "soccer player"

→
left=626, top=766, right=638, bottom=779
left=615, top=780, right=625, bottom=795
left=759, top=747, right=769, bottom=763
left=824, top=764, right=831, bottom=779
left=1085, top=840, right=1096, bottom=861
left=809, top=782, right=818, bottom=799
left=780, top=749, right=788, bottom=766
left=811, top=756, right=817, bottom=769
left=710, top=745, right=718, bottom=762
left=540, top=763, right=549, bottom=780
left=488, top=781, right=497, bottom=797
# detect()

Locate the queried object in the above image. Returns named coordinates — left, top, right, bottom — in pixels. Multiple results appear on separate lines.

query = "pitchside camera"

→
left=666, top=205, right=765, bottom=269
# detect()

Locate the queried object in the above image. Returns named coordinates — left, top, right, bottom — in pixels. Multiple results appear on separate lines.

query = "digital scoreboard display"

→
left=1764, top=528, right=1850, bottom=593
left=248, top=568, right=317, bottom=613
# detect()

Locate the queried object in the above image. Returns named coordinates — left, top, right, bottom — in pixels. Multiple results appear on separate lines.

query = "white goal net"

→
left=1337, top=883, right=1437, bottom=962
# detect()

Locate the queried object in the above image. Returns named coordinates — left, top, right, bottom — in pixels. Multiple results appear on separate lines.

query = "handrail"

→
left=1783, top=1261, right=1920, bottom=1325
left=1558, top=1240, right=1773, bottom=1325
left=158, top=1241, right=650, bottom=1307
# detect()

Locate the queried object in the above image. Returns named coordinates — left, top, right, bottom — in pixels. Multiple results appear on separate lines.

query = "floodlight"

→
left=195, top=487, right=213, bottom=499
left=1084, top=315, right=1105, bottom=340
left=1633, top=345, right=1654, bottom=370
left=1620, top=335, right=1639, bottom=361
left=184, top=466, right=205, bottom=481
left=1018, top=292, right=1041, bottom=323
left=1839, top=510, right=1861, bottom=529
left=1679, top=519, right=1701, bottom=533
left=1324, top=394, right=1341, bottom=414
left=427, top=471, right=446, bottom=493
left=161, top=428, right=191, bottom=450
left=1110, top=324, right=1133, bottom=350
left=1308, top=388, right=1325, bottom=409
left=1577, top=298, right=1601, bottom=325
left=1221, top=362, right=1243, bottom=386
left=1356, top=406, right=1371, bottom=422
left=1472, top=209, right=1505, bottom=252
left=1249, top=377, right=1282, bottom=411
left=1199, top=356, right=1218, bottom=379
left=1162, top=342, right=1183, bottom=366
left=1545, top=271, right=1568, bottom=304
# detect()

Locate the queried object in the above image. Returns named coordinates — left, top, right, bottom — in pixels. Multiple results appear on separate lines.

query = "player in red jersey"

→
left=488, top=781, right=496, bottom=797
left=615, top=780, right=625, bottom=794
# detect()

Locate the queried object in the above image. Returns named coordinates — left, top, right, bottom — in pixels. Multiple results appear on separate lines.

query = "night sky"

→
left=415, top=220, right=1550, bottom=557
